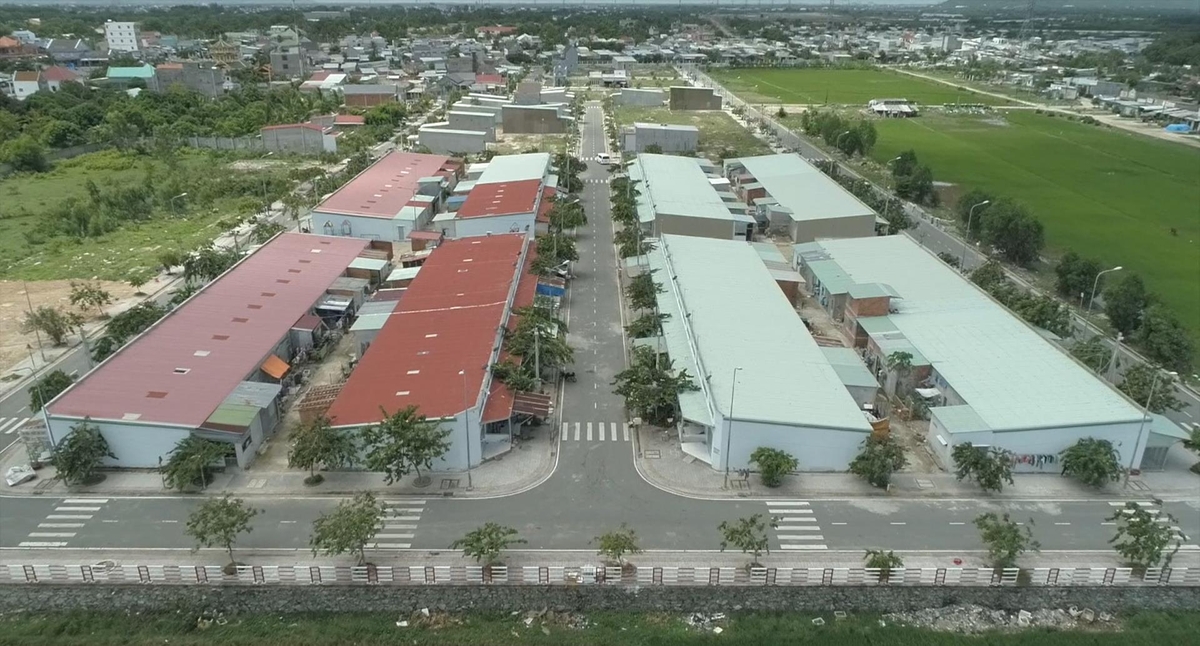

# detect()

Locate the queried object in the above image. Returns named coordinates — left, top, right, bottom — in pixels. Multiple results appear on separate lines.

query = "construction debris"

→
left=684, top=612, right=729, bottom=633
left=882, top=605, right=1117, bottom=634
left=520, top=608, right=590, bottom=631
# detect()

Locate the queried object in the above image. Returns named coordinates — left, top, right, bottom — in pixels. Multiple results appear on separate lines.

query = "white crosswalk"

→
left=1107, top=501, right=1192, bottom=545
left=369, top=499, right=426, bottom=550
left=0, top=416, right=31, bottom=435
left=560, top=422, right=632, bottom=443
left=18, top=498, right=110, bottom=547
left=766, top=501, right=828, bottom=551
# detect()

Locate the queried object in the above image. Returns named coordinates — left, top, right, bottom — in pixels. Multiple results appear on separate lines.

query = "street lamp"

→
left=962, top=199, right=991, bottom=268
left=459, top=369, right=474, bottom=490
left=723, top=366, right=743, bottom=487
left=1088, top=266, right=1123, bottom=314
left=834, top=130, right=852, bottom=153
left=170, top=192, right=188, bottom=214
left=1128, top=370, right=1177, bottom=482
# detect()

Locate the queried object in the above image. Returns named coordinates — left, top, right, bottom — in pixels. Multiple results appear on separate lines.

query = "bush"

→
left=749, top=447, right=798, bottom=488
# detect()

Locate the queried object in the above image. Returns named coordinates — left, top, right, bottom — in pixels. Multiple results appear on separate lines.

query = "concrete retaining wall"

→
left=670, top=86, right=722, bottom=111
left=1, top=583, right=1195, bottom=615
left=617, top=88, right=666, bottom=106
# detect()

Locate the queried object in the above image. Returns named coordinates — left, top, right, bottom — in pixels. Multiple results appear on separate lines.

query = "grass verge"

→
left=1, top=610, right=1197, bottom=646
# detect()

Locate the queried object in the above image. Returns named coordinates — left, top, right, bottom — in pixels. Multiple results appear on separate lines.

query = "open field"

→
left=710, top=67, right=1013, bottom=106
left=869, top=109, right=1200, bottom=353
left=614, top=105, right=771, bottom=159
left=0, top=150, right=284, bottom=283
left=492, top=132, right=569, bottom=155
left=1, top=610, right=1195, bottom=646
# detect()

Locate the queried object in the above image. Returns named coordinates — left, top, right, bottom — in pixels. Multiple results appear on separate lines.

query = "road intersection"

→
left=1, top=100, right=1197, bottom=566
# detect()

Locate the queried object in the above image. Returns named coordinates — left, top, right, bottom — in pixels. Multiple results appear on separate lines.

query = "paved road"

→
left=3, top=100, right=1197, bottom=561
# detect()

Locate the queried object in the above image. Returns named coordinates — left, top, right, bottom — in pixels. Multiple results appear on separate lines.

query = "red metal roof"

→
left=458, top=179, right=543, bottom=219
left=475, top=73, right=503, bottom=85
left=41, top=66, right=79, bottom=82
left=315, top=151, right=453, bottom=220
left=326, top=234, right=530, bottom=426
left=333, top=114, right=366, bottom=125
left=48, top=234, right=368, bottom=429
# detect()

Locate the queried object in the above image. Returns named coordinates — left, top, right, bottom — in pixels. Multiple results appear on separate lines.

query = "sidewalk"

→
left=634, top=426, right=1199, bottom=502
left=0, top=423, right=558, bottom=499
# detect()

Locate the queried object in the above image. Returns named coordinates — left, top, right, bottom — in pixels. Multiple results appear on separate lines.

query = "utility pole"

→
left=22, top=282, right=46, bottom=361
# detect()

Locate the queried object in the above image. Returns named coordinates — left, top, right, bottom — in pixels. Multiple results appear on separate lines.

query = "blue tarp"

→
left=536, top=282, right=565, bottom=297
left=1165, top=124, right=1191, bottom=133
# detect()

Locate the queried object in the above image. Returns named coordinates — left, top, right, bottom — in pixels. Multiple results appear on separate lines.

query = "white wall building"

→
left=104, top=20, right=140, bottom=52
left=636, top=235, right=873, bottom=472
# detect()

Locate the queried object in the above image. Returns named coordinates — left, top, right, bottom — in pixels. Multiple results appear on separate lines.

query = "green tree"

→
left=863, top=549, right=904, bottom=582
left=612, top=345, right=700, bottom=426
left=643, top=143, right=664, bottom=154
left=249, top=220, right=286, bottom=244
left=185, top=495, right=259, bottom=572
left=0, top=135, right=50, bottom=173
left=749, top=447, right=798, bottom=488
left=969, top=259, right=1007, bottom=290
left=1107, top=502, right=1181, bottom=568
left=886, top=351, right=914, bottom=394
left=161, top=435, right=227, bottom=492
left=1070, top=336, right=1112, bottom=373
left=360, top=405, right=451, bottom=486
left=1134, top=304, right=1194, bottom=376
left=1103, top=273, right=1147, bottom=335
left=310, top=491, right=386, bottom=566
left=625, top=312, right=668, bottom=338
left=288, top=416, right=357, bottom=485
left=1059, top=437, right=1123, bottom=488
left=974, top=512, right=1040, bottom=568
left=183, top=244, right=242, bottom=285
left=547, top=199, right=587, bottom=232
left=849, top=434, right=908, bottom=489
left=450, top=522, right=526, bottom=565
left=978, top=199, right=1044, bottom=266
left=718, top=513, right=777, bottom=568
left=69, top=282, right=113, bottom=318
left=954, top=188, right=996, bottom=235
left=1118, top=364, right=1183, bottom=413
left=30, top=370, right=74, bottom=412
left=21, top=306, right=82, bottom=346
left=127, top=269, right=152, bottom=295
left=593, top=523, right=642, bottom=566
left=504, top=304, right=573, bottom=377
left=50, top=420, right=114, bottom=486
left=157, top=248, right=186, bottom=274
left=952, top=443, right=1014, bottom=493
left=1054, top=251, right=1103, bottom=301
left=627, top=271, right=663, bottom=311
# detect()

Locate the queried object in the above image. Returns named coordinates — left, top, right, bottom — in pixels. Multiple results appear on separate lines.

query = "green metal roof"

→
left=107, top=65, right=155, bottom=79
left=819, top=347, right=880, bottom=389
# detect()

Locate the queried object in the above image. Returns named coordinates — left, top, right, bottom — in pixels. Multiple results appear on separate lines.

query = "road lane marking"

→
left=773, top=509, right=813, bottom=515
left=778, top=534, right=825, bottom=541
left=830, top=522, right=847, bottom=525
left=776, top=526, right=822, bottom=531
left=62, top=499, right=108, bottom=504
left=101, top=520, right=119, bottom=523
left=38, top=523, right=84, bottom=528
left=586, top=422, right=593, bottom=441
left=280, top=520, right=297, bottom=524
left=779, top=544, right=828, bottom=550
left=949, top=522, right=966, bottom=525
left=28, top=532, right=76, bottom=538
left=561, top=422, right=568, bottom=439
left=369, top=543, right=411, bottom=549
left=54, top=507, right=100, bottom=512
left=611, top=423, right=618, bottom=441
left=385, top=508, right=424, bottom=514
left=775, top=517, right=816, bottom=523
left=890, top=522, right=906, bottom=526
left=18, top=542, right=69, bottom=547
left=374, top=533, right=414, bottom=539
left=765, top=501, right=809, bottom=506
left=1055, top=522, right=1071, bottom=526
left=574, top=423, right=580, bottom=441
left=47, top=515, right=91, bottom=520
left=161, top=520, right=178, bottom=523
left=599, top=424, right=606, bottom=441
left=623, top=423, right=630, bottom=441
left=381, top=524, right=417, bottom=530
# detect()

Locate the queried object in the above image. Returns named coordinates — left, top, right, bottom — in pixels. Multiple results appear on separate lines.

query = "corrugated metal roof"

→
left=314, top=151, right=452, bottom=220
left=813, top=236, right=1144, bottom=432
left=820, top=347, right=880, bottom=389
left=476, top=152, right=550, bottom=185
left=729, top=153, right=875, bottom=222
left=458, top=179, right=542, bottom=218
left=49, top=234, right=367, bottom=428
left=649, top=235, right=871, bottom=431
left=631, top=154, right=739, bottom=224
left=326, top=234, right=529, bottom=426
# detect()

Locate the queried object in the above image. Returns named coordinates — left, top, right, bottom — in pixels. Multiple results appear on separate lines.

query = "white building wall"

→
left=312, top=211, right=409, bottom=242
left=713, top=414, right=868, bottom=472
left=104, top=21, right=140, bottom=52
left=930, top=419, right=1146, bottom=474
left=49, top=417, right=190, bottom=468
left=452, top=212, right=536, bottom=238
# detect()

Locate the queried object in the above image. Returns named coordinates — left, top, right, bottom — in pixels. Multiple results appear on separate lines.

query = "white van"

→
left=596, top=153, right=612, bottom=165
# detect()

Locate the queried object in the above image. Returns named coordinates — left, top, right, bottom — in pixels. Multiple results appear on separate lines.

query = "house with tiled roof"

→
left=41, top=66, right=81, bottom=92
left=11, top=70, right=42, bottom=99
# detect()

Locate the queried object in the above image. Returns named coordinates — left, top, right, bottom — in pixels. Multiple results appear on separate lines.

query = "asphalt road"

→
left=2, top=100, right=1197, bottom=562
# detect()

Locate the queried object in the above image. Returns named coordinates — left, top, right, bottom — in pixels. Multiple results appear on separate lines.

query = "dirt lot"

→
left=0, top=279, right=141, bottom=380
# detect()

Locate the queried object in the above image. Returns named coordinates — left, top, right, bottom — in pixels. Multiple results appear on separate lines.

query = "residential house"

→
left=41, top=66, right=81, bottom=92
left=11, top=70, right=43, bottom=99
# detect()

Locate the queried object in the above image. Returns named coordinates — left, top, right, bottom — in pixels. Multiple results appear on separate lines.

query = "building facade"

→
left=104, top=21, right=140, bottom=52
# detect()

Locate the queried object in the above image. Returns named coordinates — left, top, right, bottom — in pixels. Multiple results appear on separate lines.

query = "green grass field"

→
left=710, top=67, right=1013, bottom=106
left=869, top=110, right=1200, bottom=353
left=614, top=105, right=771, bottom=159
left=2, top=610, right=1195, bottom=646
left=0, top=151, right=280, bottom=282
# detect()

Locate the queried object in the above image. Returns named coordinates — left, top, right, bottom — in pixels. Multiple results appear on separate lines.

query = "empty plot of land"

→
left=870, top=110, right=1200, bottom=353
left=614, top=105, right=771, bottom=159
left=710, top=67, right=1012, bottom=106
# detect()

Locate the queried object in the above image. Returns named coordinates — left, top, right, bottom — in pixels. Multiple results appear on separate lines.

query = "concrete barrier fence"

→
left=2, top=564, right=1198, bottom=588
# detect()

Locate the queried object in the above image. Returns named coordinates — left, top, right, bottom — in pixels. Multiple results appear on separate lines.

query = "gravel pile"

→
left=882, top=605, right=1116, bottom=634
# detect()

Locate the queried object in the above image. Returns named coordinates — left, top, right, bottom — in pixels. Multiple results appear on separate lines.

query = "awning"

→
left=260, top=354, right=290, bottom=380
left=512, top=391, right=553, bottom=419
